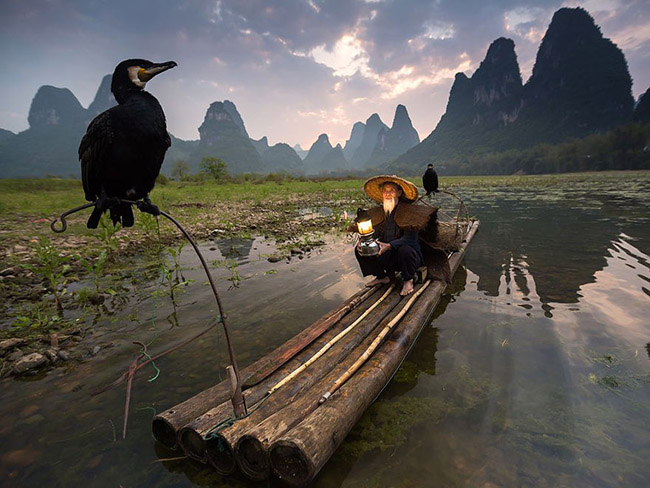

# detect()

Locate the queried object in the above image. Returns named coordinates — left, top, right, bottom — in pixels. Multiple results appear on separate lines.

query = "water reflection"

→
left=1, top=174, right=649, bottom=487
left=211, top=236, right=255, bottom=263
left=330, top=174, right=650, bottom=488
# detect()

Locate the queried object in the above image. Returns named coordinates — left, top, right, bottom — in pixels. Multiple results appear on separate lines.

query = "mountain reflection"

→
left=464, top=184, right=650, bottom=306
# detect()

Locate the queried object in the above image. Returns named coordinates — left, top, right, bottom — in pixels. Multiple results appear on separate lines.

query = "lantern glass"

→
left=357, top=219, right=373, bottom=236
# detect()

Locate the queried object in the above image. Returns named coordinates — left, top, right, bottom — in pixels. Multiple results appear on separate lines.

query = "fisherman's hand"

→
left=377, top=241, right=391, bottom=256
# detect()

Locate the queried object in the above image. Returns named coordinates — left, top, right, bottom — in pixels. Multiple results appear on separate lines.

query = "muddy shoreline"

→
left=0, top=193, right=363, bottom=377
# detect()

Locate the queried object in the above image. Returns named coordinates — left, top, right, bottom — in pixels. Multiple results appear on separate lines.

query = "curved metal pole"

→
left=51, top=202, right=96, bottom=233
left=156, top=208, right=247, bottom=416
left=50, top=198, right=247, bottom=417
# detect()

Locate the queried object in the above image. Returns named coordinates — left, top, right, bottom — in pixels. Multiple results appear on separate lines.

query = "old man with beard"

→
left=354, top=175, right=439, bottom=296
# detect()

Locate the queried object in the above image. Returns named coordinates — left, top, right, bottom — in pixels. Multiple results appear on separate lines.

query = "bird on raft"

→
left=422, top=163, right=439, bottom=196
left=80, top=58, right=177, bottom=228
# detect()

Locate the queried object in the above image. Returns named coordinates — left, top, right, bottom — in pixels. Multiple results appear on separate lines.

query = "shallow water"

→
left=2, top=173, right=649, bottom=487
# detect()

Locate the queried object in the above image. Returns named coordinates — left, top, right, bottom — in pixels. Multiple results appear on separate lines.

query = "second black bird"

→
left=80, top=58, right=177, bottom=228
left=422, top=163, right=438, bottom=196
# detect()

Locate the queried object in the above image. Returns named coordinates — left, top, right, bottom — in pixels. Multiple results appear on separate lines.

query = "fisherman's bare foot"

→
left=366, top=276, right=390, bottom=287
left=400, top=279, right=414, bottom=296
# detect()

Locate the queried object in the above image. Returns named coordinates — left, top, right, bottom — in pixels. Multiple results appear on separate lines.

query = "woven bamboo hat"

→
left=363, top=175, right=419, bottom=203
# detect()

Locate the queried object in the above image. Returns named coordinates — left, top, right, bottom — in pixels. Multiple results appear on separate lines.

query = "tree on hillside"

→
left=200, top=156, right=229, bottom=180
left=170, top=160, right=191, bottom=180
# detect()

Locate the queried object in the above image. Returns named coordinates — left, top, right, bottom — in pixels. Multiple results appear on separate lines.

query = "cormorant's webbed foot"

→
left=136, top=197, right=161, bottom=216
left=87, top=195, right=122, bottom=229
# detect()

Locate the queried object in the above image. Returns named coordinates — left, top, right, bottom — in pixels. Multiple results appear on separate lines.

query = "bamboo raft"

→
left=152, top=219, right=479, bottom=486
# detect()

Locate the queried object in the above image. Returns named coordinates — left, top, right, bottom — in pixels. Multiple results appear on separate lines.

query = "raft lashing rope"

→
left=200, top=283, right=398, bottom=441
left=195, top=278, right=432, bottom=440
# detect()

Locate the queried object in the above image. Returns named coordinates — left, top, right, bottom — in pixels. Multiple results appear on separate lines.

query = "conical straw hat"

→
left=363, top=175, right=419, bottom=203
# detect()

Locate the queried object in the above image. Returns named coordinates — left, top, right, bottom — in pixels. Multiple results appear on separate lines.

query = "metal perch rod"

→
left=51, top=199, right=247, bottom=417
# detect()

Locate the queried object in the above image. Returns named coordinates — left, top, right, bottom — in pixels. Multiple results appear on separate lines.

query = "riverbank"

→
left=1, top=171, right=648, bottom=376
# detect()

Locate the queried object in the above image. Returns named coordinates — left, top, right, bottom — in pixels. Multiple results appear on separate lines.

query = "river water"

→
left=1, top=172, right=649, bottom=487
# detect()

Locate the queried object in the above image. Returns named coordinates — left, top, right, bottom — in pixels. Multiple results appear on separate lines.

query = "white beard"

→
left=383, top=197, right=397, bottom=215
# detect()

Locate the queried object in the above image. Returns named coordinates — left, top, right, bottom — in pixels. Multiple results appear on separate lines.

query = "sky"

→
left=1, top=0, right=649, bottom=150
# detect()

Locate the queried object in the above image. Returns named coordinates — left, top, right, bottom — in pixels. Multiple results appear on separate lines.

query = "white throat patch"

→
left=127, top=66, right=147, bottom=88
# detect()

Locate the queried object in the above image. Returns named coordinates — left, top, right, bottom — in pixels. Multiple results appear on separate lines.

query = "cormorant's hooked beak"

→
left=138, top=61, right=178, bottom=82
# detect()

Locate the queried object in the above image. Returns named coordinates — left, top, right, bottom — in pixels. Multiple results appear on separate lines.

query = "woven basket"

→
left=432, top=220, right=469, bottom=251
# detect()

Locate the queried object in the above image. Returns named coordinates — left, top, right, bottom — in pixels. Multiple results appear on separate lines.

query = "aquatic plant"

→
left=12, top=302, right=64, bottom=329
left=96, top=214, right=121, bottom=255
left=22, top=237, right=72, bottom=313
left=80, top=250, right=107, bottom=294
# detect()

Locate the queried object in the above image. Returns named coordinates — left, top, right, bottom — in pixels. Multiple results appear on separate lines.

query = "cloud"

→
left=310, top=34, right=371, bottom=77
left=505, top=7, right=549, bottom=43
left=0, top=0, right=648, bottom=147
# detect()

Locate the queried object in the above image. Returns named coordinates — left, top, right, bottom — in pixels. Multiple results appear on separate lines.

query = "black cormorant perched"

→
left=422, top=163, right=438, bottom=196
left=80, top=58, right=177, bottom=228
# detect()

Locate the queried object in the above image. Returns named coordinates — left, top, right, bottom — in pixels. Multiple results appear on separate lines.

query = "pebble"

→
left=7, top=349, right=24, bottom=361
left=44, top=349, right=59, bottom=363
left=57, top=350, right=71, bottom=361
left=0, top=338, right=24, bottom=355
left=12, top=352, right=48, bottom=374
left=92, top=345, right=101, bottom=356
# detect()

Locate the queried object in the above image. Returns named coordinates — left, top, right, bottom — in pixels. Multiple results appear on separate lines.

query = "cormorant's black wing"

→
left=80, top=110, right=114, bottom=202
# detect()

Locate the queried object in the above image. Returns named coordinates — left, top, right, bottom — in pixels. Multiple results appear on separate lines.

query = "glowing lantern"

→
left=356, top=209, right=379, bottom=256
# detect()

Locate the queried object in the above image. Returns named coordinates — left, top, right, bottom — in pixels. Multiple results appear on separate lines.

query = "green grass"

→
left=2, top=171, right=648, bottom=222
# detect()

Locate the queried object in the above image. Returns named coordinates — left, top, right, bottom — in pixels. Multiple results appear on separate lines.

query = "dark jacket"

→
left=356, top=201, right=450, bottom=282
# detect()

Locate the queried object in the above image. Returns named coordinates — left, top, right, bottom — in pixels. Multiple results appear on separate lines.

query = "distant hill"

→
left=303, top=134, right=349, bottom=174
left=366, top=104, right=420, bottom=167
left=2, top=6, right=646, bottom=179
left=390, top=7, right=638, bottom=173
left=634, top=88, right=650, bottom=123
left=293, top=144, right=308, bottom=160
left=251, top=136, right=270, bottom=155
left=0, top=83, right=112, bottom=178
left=261, top=143, right=305, bottom=173
left=191, top=101, right=263, bottom=174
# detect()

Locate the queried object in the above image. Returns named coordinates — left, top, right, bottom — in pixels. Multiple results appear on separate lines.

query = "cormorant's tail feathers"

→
left=110, top=203, right=134, bottom=228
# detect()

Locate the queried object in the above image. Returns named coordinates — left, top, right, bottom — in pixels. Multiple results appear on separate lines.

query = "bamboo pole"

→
left=210, top=291, right=406, bottom=480
left=233, top=292, right=416, bottom=480
left=152, top=285, right=378, bottom=449
left=319, top=280, right=430, bottom=403
left=182, top=288, right=403, bottom=473
left=243, top=285, right=378, bottom=388
left=269, top=221, right=479, bottom=486
left=267, top=284, right=395, bottom=395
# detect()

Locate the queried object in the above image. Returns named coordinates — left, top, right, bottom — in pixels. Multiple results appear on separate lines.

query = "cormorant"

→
left=80, top=58, right=177, bottom=228
left=422, top=163, right=439, bottom=196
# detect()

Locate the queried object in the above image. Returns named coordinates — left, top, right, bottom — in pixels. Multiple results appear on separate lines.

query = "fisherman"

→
left=354, top=175, right=440, bottom=296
